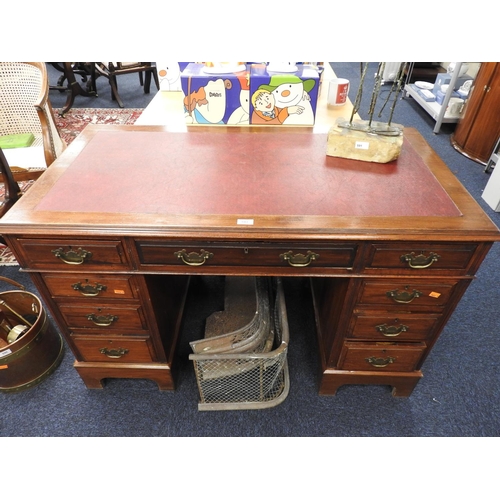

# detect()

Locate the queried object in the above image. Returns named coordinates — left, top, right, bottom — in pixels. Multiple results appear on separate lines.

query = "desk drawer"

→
left=135, top=240, right=357, bottom=270
left=14, top=238, right=131, bottom=271
left=338, top=341, right=426, bottom=372
left=357, top=279, right=459, bottom=309
left=365, top=242, right=478, bottom=273
left=58, top=302, right=148, bottom=332
left=72, top=335, right=155, bottom=363
left=42, top=273, right=139, bottom=300
left=349, top=312, right=441, bottom=341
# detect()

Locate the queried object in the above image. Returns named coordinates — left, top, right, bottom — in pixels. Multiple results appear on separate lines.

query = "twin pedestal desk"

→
left=2, top=125, right=499, bottom=397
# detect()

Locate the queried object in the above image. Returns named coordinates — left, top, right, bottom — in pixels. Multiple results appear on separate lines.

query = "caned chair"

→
left=95, top=62, right=159, bottom=108
left=0, top=62, right=67, bottom=172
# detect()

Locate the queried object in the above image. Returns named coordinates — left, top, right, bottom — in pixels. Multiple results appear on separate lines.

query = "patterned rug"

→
left=0, top=244, right=17, bottom=265
left=54, top=108, right=143, bottom=145
left=0, top=108, right=142, bottom=265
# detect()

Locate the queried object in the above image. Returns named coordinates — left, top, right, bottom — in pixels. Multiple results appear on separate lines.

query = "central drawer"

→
left=134, top=240, right=357, bottom=270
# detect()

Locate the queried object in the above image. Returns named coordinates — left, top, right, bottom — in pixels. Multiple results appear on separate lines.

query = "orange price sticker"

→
left=429, top=291, right=441, bottom=299
left=0, top=365, right=8, bottom=370
left=114, top=289, right=125, bottom=295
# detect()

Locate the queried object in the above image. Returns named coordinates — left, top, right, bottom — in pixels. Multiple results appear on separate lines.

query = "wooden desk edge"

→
left=1, top=125, right=499, bottom=242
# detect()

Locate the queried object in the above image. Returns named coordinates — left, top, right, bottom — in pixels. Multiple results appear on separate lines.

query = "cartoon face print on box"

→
left=157, top=62, right=190, bottom=91
left=183, top=78, right=233, bottom=124
left=252, top=74, right=317, bottom=125
left=227, top=72, right=250, bottom=125
left=251, top=89, right=293, bottom=124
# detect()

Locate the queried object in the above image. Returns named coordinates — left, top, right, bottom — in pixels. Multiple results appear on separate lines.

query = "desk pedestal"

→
left=319, top=370, right=423, bottom=397
left=74, top=361, right=177, bottom=390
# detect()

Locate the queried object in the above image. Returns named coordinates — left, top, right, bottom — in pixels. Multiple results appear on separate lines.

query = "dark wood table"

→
left=49, top=63, right=98, bottom=116
left=1, top=124, right=498, bottom=396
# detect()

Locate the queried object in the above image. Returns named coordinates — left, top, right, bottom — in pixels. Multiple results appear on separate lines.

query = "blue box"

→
left=433, top=73, right=473, bottom=94
left=433, top=73, right=452, bottom=94
left=436, top=89, right=460, bottom=105
left=454, top=75, right=474, bottom=91
left=416, top=87, right=436, bottom=102
left=181, top=63, right=250, bottom=125
left=249, top=64, right=320, bottom=126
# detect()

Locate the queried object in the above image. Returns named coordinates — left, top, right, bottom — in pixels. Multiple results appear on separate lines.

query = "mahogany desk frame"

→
left=1, top=124, right=499, bottom=397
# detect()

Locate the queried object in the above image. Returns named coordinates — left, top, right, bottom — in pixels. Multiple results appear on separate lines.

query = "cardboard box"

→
left=181, top=63, right=250, bottom=125
left=249, top=64, right=320, bottom=126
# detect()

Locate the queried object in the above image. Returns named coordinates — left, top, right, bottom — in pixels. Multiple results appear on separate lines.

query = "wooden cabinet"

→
left=311, top=244, right=479, bottom=396
left=451, top=62, right=500, bottom=165
left=21, top=240, right=190, bottom=390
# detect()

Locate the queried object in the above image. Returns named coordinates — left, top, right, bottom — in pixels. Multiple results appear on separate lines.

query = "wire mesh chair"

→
left=189, top=277, right=290, bottom=411
left=0, top=62, right=66, bottom=171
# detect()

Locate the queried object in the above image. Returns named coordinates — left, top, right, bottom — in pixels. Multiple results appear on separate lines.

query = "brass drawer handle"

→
left=280, top=250, right=319, bottom=267
left=52, top=247, right=92, bottom=265
left=375, top=323, right=409, bottom=337
left=99, top=347, right=128, bottom=359
left=72, top=281, right=107, bottom=297
left=366, top=356, right=396, bottom=368
left=386, top=288, right=422, bottom=304
left=400, top=251, right=440, bottom=269
left=174, top=249, right=214, bottom=266
left=87, top=313, right=118, bottom=327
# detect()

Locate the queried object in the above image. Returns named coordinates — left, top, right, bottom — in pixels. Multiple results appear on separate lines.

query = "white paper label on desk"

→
left=0, top=349, right=12, bottom=358
left=237, top=219, right=254, bottom=225
left=355, top=141, right=369, bottom=150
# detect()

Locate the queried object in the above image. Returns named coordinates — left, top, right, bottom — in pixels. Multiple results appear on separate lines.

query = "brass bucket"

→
left=0, top=276, right=64, bottom=392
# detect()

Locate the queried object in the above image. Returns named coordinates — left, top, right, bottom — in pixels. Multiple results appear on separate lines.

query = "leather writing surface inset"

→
left=35, top=130, right=461, bottom=217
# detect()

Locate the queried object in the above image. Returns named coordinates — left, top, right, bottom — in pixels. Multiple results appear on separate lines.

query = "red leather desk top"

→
left=36, top=129, right=461, bottom=218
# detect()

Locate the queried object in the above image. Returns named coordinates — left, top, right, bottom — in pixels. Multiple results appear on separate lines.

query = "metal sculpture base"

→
left=327, top=119, right=404, bottom=164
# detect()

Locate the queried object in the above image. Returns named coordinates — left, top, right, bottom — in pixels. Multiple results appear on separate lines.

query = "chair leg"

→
left=144, top=71, right=152, bottom=94
left=108, top=75, right=125, bottom=108
left=143, top=69, right=159, bottom=94
left=152, top=68, right=160, bottom=90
